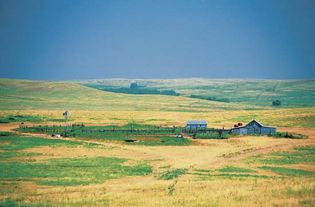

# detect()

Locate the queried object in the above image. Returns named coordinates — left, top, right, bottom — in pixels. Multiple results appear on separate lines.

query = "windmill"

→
left=63, top=110, right=71, bottom=121
left=62, top=110, right=71, bottom=137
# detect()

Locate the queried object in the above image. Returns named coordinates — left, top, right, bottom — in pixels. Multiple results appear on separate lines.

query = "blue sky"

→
left=0, top=0, right=314, bottom=80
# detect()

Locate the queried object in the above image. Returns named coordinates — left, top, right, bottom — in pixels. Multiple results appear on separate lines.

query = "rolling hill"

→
left=79, top=78, right=315, bottom=107
left=0, top=78, right=250, bottom=112
left=1, top=78, right=314, bottom=128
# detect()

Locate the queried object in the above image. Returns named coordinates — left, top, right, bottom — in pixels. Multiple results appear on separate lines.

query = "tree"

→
left=272, top=100, right=281, bottom=106
left=130, top=83, right=138, bottom=89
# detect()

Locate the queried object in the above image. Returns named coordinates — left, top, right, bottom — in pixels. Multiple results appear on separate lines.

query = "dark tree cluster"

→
left=87, top=84, right=180, bottom=96
left=272, top=100, right=281, bottom=106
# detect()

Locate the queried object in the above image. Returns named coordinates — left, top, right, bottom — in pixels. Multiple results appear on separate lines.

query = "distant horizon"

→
left=1, top=68, right=315, bottom=81
left=1, top=76, right=315, bottom=82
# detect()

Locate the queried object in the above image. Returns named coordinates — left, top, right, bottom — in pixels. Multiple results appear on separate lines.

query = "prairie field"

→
left=0, top=78, right=315, bottom=207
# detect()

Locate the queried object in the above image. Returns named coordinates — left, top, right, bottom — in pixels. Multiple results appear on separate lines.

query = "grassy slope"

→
left=80, top=78, right=315, bottom=107
left=1, top=78, right=315, bottom=128
left=0, top=77, right=314, bottom=206
left=0, top=78, right=249, bottom=112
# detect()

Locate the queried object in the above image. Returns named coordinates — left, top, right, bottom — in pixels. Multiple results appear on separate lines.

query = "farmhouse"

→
left=230, top=119, right=276, bottom=135
left=186, top=120, right=207, bottom=130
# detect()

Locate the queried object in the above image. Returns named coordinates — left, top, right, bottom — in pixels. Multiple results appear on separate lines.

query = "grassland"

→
left=0, top=125, right=314, bottom=206
left=0, top=78, right=249, bottom=111
left=80, top=78, right=315, bottom=107
left=1, top=78, right=315, bottom=128
left=15, top=124, right=191, bottom=146
left=0, top=78, right=315, bottom=206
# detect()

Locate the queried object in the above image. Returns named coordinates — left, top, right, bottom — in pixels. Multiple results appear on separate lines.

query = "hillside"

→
left=2, top=78, right=314, bottom=128
left=79, top=78, right=315, bottom=107
left=1, top=79, right=315, bottom=207
left=0, top=79, right=249, bottom=112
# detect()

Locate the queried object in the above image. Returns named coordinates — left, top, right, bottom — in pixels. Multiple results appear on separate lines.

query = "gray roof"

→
left=232, top=119, right=276, bottom=129
left=186, top=120, right=207, bottom=125
left=246, top=119, right=264, bottom=127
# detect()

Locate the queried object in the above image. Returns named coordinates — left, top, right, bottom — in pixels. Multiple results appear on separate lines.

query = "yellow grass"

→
left=3, top=177, right=313, bottom=207
left=1, top=122, right=315, bottom=206
left=0, top=78, right=251, bottom=111
left=1, top=107, right=314, bottom=128
left=1, top=79, right=315, bottom=206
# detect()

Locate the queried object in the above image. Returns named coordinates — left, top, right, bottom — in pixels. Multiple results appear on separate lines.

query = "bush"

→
left=130, top=83, right=138, bottom=88
left=0, top=115, right=45, bottom=123
left=190, top=95, right=230, bottom=103
left=270, top=131, right=306, bottom=139
left=0, top=131, right=14, bottom=136
left=194, top=131, right=229, bottom=139
left=158, top=169, right=187, bottom=180
left=85, top=84, right=180, bottom=96
left=272, top=100, right=281, bottom=106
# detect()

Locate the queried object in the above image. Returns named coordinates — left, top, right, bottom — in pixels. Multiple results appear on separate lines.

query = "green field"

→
left=0, top=131, right=314, bottom=206
left=79, top=78, right=315, bottom=107
left=3, top=78, right=315, bottom=111
left=0, top=78, right=249, bottom=111
left=0, top=132, right=151, bottom=187
left=16, top=124, right=191, bottom=146
left=1, top=78, right=315, bottom=128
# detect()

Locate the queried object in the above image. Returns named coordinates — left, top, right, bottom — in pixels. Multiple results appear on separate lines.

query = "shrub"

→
left=272, top=100, right=281, bottom=106
left=85, top=84, right=180, bottom=96
left=158, top=169, right=187, bottom=180
left=190, top=95, right=230, bottom=103
left=194, top=131, right=229, bottom=139
left=270, top=131, right=306, bottom=139
left=130, top=82, right=138, bottom=88
left=0, top=115, right=45, bottom=123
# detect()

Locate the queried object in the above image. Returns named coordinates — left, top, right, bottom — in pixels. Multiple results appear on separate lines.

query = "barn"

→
left=230, top=119, right=276, bottom=135
left=186, top=120, right=207, bottom=130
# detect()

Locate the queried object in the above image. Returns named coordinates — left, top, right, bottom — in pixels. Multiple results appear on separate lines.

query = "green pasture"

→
left=16, top=124, right=191, bottom=146
left=0, top=131, right=101, bottom=151
left=0, top=132, right=152, bottom=186
left=0, top=157, right=151, bottom=186
left=0, top=78, right=245, bottom=111
left=80, top=78, right=315, bottom=107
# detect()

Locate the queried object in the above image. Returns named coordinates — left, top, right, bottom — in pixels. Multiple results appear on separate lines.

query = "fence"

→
left=19, top=125, right=179, bottom=135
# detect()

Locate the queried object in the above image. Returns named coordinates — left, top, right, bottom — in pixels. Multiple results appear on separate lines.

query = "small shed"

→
left=230, top=120, right=276, bottom=135
left=186, top=120, right=207, bottom=130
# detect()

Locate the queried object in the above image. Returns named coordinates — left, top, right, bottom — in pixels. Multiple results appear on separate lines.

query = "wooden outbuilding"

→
left=185, top=120, right=207, bottom=130
left=230, top=120, right=276, bottom=135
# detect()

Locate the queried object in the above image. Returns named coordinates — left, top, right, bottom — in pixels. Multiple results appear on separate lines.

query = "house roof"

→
left=246, top=119, right=264, bottom=127
left=186, top=120, right=207, bottom=125
left=231, top=119, right=276, bottom=129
